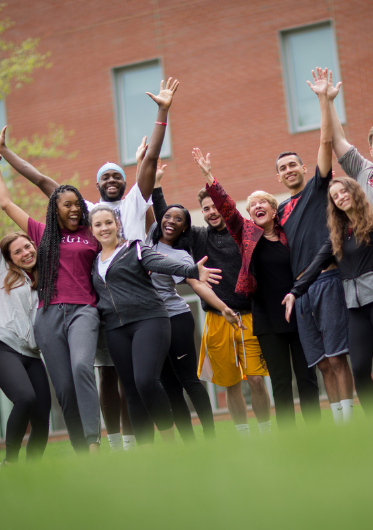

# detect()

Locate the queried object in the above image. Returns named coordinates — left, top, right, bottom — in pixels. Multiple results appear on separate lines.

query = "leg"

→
left=168, top=313, right=215, bottom=439
left=288, top=333, right=321, bottom=424
left=246, top=376, right=271, bottom=423
left=161, top=354, right=195, bottom=442
left=0, top=347, right=39, bottom=463
left=258, top=333, right=296, bottom=429
left=34, top=307, right=87, bottom=452
left=131, top=318, right=174, bottom=439
left=106, top=325, right=154, bottom=445
left=25, top=358, right=51, bottom=460
left=98, top=367, right=121, bottom=435
left=348, top=305, right=373, bottom=415
left=226, top=381, right=248, bottom=425
left=328, top=354, right=354, bottom=401
left=66, top=305, right=101, bottom=446
left=317, top=358, right=340, bottom=403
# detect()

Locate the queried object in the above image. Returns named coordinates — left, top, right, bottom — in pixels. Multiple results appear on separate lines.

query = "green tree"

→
left=0, top=5, right=85, bottom=236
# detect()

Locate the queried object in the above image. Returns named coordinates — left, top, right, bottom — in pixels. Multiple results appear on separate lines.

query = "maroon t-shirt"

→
left=28, top=217, right=99, bottom=308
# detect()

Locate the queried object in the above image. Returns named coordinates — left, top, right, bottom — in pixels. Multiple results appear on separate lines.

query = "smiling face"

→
left=159, top=207, right=188, bottom=246
left=96, top=170, right=126, bottom=202
left=201, top=197, right=226, bottom=230
left=329, top=182, right=354, bottom=214
left=90, top=209, right=119, bottom=247
left=276, top=155, right=307, bottom=195
left=9, top=237, right=37, bottom=272
left=248, top=196, right=277, bottom=230
left=56, top=190, right=82, bottom=231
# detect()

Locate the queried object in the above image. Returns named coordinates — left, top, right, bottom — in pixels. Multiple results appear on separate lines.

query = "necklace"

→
left=264, top=231, right=277, bottom=239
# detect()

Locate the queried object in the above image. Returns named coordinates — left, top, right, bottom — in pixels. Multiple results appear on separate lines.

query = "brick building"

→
left=1, top=0, right=372, bottom=435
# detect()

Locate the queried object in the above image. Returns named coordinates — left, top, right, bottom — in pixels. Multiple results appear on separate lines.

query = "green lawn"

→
left=0, top=408, right=372, bottom=529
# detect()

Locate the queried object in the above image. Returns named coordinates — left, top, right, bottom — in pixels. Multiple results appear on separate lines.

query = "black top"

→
left=251, top=237, right=297, bottom=335
left=278, top=166, right=332, bottom=279
left=152, top=187, right=252, bottom=313
left=92, top=240, right=199, bottom=331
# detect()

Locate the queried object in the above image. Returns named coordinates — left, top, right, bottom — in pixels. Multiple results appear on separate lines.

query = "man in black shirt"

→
left=152, top=174, right=271, bottom=436
left=276, top=67, right=354, bottom=424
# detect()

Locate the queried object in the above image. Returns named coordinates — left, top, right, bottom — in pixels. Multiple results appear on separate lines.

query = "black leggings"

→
left=105, top=317, right=173, bottom=445
left=0, top=342, right=51, bottom=463
left=348, top=303, right=373, bottom=415
left=258, top=332, right=320, bottom=429
left=161, top=312, right=215, bottom=441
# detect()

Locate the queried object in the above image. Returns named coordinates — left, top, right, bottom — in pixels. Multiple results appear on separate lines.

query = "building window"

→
left=280, top=21, right=345, bottom=133
left=114, top=60, right=172, bottom=165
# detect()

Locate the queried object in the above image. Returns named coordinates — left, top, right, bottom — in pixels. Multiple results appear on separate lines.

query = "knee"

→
left=74, top=361, right=95, bottom=383
left=99, top=366, right=118, bottom=391
left=15, top=390, right=36, bottom=415
left=246, top=375, right=266, bottom=392
left=226, top=381, right=242, bottom=397
left=317, top=358, right=333, bottom=376
left=328, top=355, right=349, bottom=374
left=135, top=374, right=158, bottom=404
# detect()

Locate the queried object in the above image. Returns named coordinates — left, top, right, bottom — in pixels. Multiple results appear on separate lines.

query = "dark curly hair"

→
left=152, top=204, right=192, bottom=253
left=38, top=184, right=89, bottom=311
left=327, top=176, right=373, bottom=260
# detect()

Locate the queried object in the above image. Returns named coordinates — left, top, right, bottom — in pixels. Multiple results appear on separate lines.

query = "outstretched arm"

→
left=324, top=71, right=351, bottom=159
left=0, top=162, right=29, bottom=232
left=137, top=78, right=179, bottom=201
left=135, top=136, right=148, bottom=182
left=0, top=126, right=59, bottom=197
left=307, top=67, right=333, bottom=178
left=186, top=278, right=246, bottom=330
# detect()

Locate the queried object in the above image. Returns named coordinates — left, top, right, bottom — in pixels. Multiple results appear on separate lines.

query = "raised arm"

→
left=135, top=136, right=148, bottom=182
left=186, top=278, right=246, bottom=330
left=324, top=71, right=351, bottom=159
left=0, top=126, right=59, bottom=198
left=137, top=78, right=179, bottom=201
left=0, top=163, right=29, bottom=232
left=307, top=67, right=333, bottom=178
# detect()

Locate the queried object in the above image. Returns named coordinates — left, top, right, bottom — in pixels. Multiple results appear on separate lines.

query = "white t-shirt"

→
left=97, top=244, right=126, bottom=282
left=85, top=183, right=152, bottom=241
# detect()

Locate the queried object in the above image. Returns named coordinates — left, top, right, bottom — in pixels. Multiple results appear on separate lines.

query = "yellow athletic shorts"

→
left=198, top=312, right=268, bottom=387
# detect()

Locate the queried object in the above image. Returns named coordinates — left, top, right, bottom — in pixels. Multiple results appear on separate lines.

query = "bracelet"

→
left=155, top=121, right=167, bottom=126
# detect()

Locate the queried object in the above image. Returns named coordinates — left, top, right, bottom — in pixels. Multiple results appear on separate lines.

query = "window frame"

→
left=279, top=20, right=345, bottom=134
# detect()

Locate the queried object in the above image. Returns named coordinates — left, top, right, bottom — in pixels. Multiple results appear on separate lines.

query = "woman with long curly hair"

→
left=284, top=176, right=373, bottom=415
left=0, top=232, right=51, bottom=467
left=0, top=175, right=101, bottom=453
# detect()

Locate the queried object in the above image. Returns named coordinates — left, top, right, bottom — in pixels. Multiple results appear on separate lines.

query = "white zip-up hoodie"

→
left=0, top=251, right=40, bottom=357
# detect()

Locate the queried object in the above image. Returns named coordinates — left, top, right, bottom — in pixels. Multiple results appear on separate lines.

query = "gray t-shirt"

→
left=338, top=146, right=373, bottom=205
left=146, top=223, right=193, bottom=317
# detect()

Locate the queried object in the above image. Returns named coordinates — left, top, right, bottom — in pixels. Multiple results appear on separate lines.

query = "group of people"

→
left=1, top=66, right=373, bottom=466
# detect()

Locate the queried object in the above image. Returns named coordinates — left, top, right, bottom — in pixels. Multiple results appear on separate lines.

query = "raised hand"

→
left=136, top=136, right=148, bottom=163
left=146, top=77, right=179, bottom=110
left=0, top=125, right=8, bottom=150
left=325, top=69, right=342, bottom=101
left=222, top=307, right=247, bottom=331
left=306, top=67, right=328, bottom=96
left=155, top=157, right=167, bottom=186
left=281, top=293, right=296, bottom=323
left=197, top=256, right=222, bottom=286
left=192, top=148, right=214, bottom=185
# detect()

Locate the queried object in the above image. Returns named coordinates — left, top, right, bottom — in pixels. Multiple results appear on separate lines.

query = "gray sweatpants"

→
left=35, top=304, right=100, bottom=449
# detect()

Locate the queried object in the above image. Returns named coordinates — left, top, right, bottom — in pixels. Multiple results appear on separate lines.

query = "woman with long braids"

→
left=146, top=203, right=242, bottom=442
left=283, top=176, right=373, bottom=416
left=0, top=232, right=51, bottom=467
left=0, top=176, right=101, bottom=452
left=89, top=205, right=222, bottom=445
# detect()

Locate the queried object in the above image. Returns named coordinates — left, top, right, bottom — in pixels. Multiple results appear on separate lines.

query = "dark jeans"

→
left=348, top=303, right=373, bottom=415
left=258, top=332, right=321, bottom=428
left=161, top=312, right=215, bottom=441
left=105, top=317, right=173, bottom=445
left=0, top=342, right=51, bottom=463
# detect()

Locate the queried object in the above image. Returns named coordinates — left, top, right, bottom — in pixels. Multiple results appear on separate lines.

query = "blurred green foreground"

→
left=0, top=409, right=372, bottom=530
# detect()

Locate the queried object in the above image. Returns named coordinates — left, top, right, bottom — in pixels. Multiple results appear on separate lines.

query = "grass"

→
left=1, top=408, right=373, bottom=530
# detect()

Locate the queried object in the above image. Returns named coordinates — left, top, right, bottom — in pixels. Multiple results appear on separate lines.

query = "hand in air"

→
left=306, top=67, right=329, bottom=97
left=136, top=136, right=148, bottom=163
left=192, top=148, right=212, bottom=179
left=0, top=125, right=8, bottom=149
left=155, top=157, right=167, bottom=185
left=222, top=307, right=247, bottom=331
left=197, top=256, right=222, bottom=286
left=325, top=69, right=342, bottom=101
left=281, top=293, right=296, bottom=323
left=146, top=78, right=179, bottom=110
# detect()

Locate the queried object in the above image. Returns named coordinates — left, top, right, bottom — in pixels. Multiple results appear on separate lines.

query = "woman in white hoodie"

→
left=0, top=232, right=50, bottom=467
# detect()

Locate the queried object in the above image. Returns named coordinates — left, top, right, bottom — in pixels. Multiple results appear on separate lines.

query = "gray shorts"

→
left=295, top=269, right=349, bottom=367
left=94, top=323, right=114, bottom=367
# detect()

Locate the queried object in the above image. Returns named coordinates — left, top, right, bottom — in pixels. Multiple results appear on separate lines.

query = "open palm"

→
left=146, top=78, right=179, bottom=110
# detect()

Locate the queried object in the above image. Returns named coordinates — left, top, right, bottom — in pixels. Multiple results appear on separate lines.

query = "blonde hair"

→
left=246, top=191, right=278, bottom=213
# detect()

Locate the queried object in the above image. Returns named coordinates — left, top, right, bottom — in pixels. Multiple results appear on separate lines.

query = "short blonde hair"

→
left=246, top=191, right=278, bottom=213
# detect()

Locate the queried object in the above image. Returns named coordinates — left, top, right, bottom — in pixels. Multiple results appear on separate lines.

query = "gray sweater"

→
left=0, top=252, right=40, bottom=357
left=92, top=240, right=200, bottom=331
